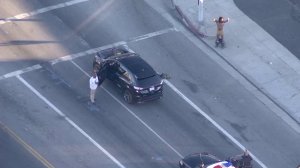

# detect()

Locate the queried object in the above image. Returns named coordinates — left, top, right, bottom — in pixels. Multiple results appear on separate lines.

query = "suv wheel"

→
left=123, top=90, right=133, bottom=104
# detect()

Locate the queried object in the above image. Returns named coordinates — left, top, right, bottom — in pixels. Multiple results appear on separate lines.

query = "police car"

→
left=179, top=152, right=236, bottom=168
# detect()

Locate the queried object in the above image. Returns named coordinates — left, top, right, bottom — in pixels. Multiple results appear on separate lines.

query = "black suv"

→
left=93, top=45, right=163, bottom=104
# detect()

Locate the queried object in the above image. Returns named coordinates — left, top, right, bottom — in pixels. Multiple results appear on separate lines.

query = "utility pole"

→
left=198, top=0, right=204, bottom=24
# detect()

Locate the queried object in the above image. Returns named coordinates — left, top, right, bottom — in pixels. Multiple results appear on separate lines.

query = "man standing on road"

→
left=89, top=71, right=99, bottom=104
left=213, top=16, right=229, bottom=40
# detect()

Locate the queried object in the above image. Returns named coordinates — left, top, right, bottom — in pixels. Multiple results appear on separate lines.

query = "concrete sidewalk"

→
left=173, top=0, right=300, bottom=124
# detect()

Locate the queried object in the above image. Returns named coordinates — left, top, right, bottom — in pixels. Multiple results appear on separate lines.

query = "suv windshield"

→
left=137, top=74, right=155, bottom=81
left=201, top=155, right=220, bottom=165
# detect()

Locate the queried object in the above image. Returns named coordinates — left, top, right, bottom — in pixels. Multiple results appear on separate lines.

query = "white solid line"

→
left=17, top=75, right=126, bottom=168
left=164, top=80, right=267, bottom=168
left=0, top=64, right=42, bottom=80
left=128, top=27, right=178, bottom=43
left=71, top=61, right=184, bottom=158
left=0, top=0, right=89, bottom=25
left=65, top=0, right=88, bottom=6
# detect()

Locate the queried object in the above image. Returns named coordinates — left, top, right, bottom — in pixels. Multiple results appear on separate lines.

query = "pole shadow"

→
left=0, top=40, right=60, bottom=46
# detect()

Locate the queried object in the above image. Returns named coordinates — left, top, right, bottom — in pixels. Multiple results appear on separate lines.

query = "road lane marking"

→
left=0, top=122, right=55, bottom=168
left=128, top=27, right=178, bottom=43
left=164, top=80, right=267, bottom=168
left=0, top=64, right=42, bottom=80
left=0, top=0, right=89, bottom=25
left=17, top=75, right=126, bottom=168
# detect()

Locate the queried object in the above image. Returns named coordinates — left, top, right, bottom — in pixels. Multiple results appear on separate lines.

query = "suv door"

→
left=115, top=65, right=136, bottom=103
left=115, top=65, right=133, bottom=90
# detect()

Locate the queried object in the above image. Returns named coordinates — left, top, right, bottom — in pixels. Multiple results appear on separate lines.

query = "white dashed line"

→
left=0, top=0, right=89, bottom=25
left=0, top=64, right=42, bottom=80
left=17, top=75, right=126, bottom=168
left=128, top=27, right=178, bottom=43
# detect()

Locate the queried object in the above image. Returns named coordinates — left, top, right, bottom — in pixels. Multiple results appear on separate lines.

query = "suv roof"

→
left=118, top=55, right=156, bottom=80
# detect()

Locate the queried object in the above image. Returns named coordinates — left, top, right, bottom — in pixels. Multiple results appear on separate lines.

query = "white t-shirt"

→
left=89, top=76, right=99, bottom=90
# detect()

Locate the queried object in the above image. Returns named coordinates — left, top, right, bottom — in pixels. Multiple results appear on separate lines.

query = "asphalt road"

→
left=0, top=124, right=47, bottom=168
left=0, top=0, right=300, bottom=168
left=234, top=0, right=300, bottom=59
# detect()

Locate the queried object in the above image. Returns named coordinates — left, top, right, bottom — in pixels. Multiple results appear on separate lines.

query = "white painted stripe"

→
left=65, top=0, right=88, bottom=6
left=14, top=13, right=30, bottom=19
left=0, top=64, right=42, bottom=80
left=0, top=0, right=89, bottom=25
left=17, top=75, right=126, bottom=168
left=71, top=61, right=184, bottom=158
left=71, top=60, right=89, bottom=76
left=164, top=80, right=267, bottom=168
left=128, top=27, right=178, bottom=43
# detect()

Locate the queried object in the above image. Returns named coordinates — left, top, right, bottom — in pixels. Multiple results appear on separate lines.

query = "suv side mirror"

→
left=159, top=73, right=170, bottom=79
